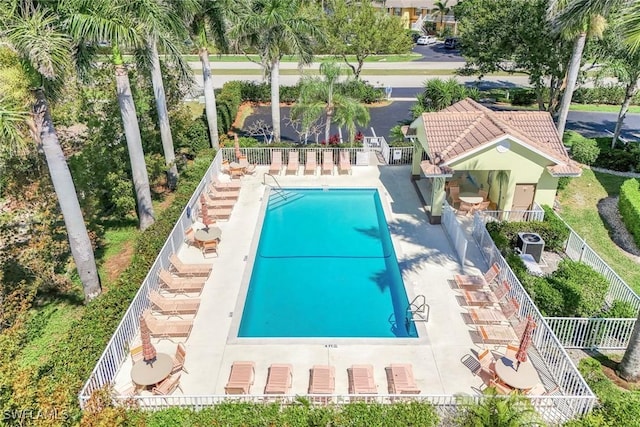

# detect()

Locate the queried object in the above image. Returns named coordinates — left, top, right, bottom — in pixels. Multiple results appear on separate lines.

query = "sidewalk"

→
left=187, top=60, right=465, bottom=71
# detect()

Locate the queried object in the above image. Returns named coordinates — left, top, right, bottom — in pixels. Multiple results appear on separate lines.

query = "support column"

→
left=411, top=141, right=423, bottom=180
left=430, top=177, right=445, bottom=224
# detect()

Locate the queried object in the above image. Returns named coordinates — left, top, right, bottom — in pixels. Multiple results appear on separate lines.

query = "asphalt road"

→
left=242, top=100, right=640, bottom=143
left=411, top=42, right=465, bottom=62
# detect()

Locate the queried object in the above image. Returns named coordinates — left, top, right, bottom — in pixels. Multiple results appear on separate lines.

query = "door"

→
left=512, top=184, right=536, bottom=211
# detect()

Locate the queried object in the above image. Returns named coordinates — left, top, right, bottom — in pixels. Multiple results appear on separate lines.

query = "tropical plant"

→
left=548, top=0, right=607, bottom=136
left=431, top=0, right=451, bottom=36
left=1, top=8, right=102, bottom=301
left=454, top=387, right=544, bottom=426
left=411, top=77, right=475, bottom=118
left=291, top=60, right=370, bottom=144
left=232, top=0, right=324, bottom=142
left=591, top=18, right=640, bottom=148
left=190, top=0, right=229, bottom=149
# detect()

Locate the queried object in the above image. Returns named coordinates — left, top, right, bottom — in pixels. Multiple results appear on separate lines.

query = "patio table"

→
left=131, top=352, right=173, bottom=386
left=495, top=356, right=539, bottom=390
left=194, top=226, right=222, bottom=243
left=459, top=193, right=483, bottom=204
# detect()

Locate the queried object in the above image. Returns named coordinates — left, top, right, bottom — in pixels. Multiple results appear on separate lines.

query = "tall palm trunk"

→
left=611, top=79, right=638, bottom=148
left=149, top=39, right=178, bottom=189
left=324, top=105, right=333, bottom=143
left=271, top=58, right=281, bottom=142
left=619, top=314, right=640, bottom=381
left=33, top=89, right=101, bottom=302
left=115, top=64, right=155, bottom=230
left=556, top=32, right=587, bottom=136
left=200, top=47, right=219, bottom=149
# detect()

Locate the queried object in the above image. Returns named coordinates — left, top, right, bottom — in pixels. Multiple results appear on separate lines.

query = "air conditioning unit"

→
left=517, top=232, right=545, bottom=263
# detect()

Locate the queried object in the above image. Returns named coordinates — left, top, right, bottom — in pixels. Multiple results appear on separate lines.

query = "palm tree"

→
left=67, top=0, right=161, bottom=230
left=190, top=0, right=229, bottom=149
left=592, top=20, right=640, bottom=148
left=233, top=0, right=323, bottom=142
left=2, top=9, right=102, bottom=302
left=334, top=98, right=370, bottom=146
left=431, top=0, right=451, bottom=36
left=549, top=0, right=607, bottom=136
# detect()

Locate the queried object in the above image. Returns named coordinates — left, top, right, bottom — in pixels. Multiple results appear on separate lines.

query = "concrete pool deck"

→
left=113, top=165, right=541, bottom=397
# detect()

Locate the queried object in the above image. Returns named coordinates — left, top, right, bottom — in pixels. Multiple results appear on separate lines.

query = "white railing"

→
left=480, top=202, right=545, bottom=223
left=363, top=136, right=384, bottom=150
left=107, top=393, right=591, bottom=424
left=472, top=214, right=596, bottom=420
left=222, top=147, right=366, bottom=168
left=545, top=317, right=636, bottom=350
left=77, top=152, right=224, bottom=409
left=555, top=212, right=640, bottom=311
left=441, top=201, right=467, bottom=265
left=378, top=137, right=412, bottom=165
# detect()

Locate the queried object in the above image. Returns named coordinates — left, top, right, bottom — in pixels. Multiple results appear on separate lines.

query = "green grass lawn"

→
left=557, top=168, right=640, bottom=292
left=568, top=103, right=640, bottom=114
left=192, top=68, right=522, bottom=77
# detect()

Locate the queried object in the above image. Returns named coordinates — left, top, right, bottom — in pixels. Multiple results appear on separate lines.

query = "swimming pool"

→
left=238, top=188, right=417, bottom=338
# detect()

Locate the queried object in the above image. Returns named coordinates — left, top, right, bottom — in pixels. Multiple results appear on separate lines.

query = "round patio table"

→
left=131, top=353, right=173, bottom=386
left=495, top=356, right=538, bottom=390
left=194, top=226, right=222, bottom=243
left=459, top=193, right=484, bottom=204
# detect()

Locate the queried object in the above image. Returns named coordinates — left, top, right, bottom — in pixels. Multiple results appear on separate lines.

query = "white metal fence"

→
left=546, top=317, right=636, bottom=349
left=472, top=214, right=596, bottom=420
left=103, top=393, right=588, bottom=423
left=77, top=153, right=223, bottom=409
left=480, top=202, right=545, bottom=223
left=441, top=201, right=468, bottom=265
left=378, top=137, right=413, bottom=165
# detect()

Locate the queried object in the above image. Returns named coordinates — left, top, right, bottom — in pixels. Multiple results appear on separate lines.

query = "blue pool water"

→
left=238, top=188, right=417, bottom=338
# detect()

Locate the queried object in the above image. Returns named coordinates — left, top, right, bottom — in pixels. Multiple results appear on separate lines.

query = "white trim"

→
left=441, top=135, right=565, bottom=167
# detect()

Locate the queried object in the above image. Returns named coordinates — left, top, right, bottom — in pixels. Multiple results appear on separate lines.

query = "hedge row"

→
left=233, top=80, right=385, bottom=104
left=573, top=85, right=640, bottom=106
left=215, top=81, right=243, bottom=135
left=88, top=401, right=440, bottom=426
left=619, top=178, right=640, bottom=248
left=13, top=153, right=216, bottom=424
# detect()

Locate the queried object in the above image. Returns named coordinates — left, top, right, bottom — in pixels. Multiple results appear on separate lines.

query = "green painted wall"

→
left=446, top=139, right=559, bottom=210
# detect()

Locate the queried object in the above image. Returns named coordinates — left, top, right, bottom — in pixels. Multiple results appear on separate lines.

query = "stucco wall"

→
left=447, top=139, right=559, bottom=210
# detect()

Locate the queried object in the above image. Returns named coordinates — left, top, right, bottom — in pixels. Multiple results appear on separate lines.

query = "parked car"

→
left=416, top=35, right=437, bottom=46
left=444, top=37, right=460, bottom=49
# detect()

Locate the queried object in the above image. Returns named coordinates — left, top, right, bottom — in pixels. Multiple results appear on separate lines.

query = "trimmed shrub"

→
left=510, top=88, right=536, bottom=106
left=235, top=80, right=383, bottom=104
left=619, top=179, right=640, bottom=248
left=571, top=136, right=600, bottom=165
left=549, top=260, right=609, bottom=316
left=563, top=130, right=584, bottom=147
left=601, top=300, right=637, bottom=318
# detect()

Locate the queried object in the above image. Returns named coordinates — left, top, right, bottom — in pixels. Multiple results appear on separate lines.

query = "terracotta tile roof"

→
left=420, top=161, right=454, bottom=177
left=547, top=163, right=582, bottom=177
left=417, top=99, right=575, bottom=170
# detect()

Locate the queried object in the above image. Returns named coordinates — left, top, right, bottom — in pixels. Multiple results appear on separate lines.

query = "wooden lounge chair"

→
left=308, top=365, right=335, bottom=396
left=184, top=226, right=199, bottom=248
left=158, top=269, right=205, bottom=295
left=477, top=324, right=519, bottom=345
left=461, top=289, right=499, bottom=307
left=269, top=151, right=283, bottom=175
left=169, top=254, right=211, bottom=277
left=209, top=188, right=240, bottom=200
left=385, top=364, right=420, bottom=394
left=492, top=280, right=511, bottom=301
left=205, top=207, right=233, bottom=221
left=152, top=373, right=183, bottom=395
left=143, top=310, right=193, bottom=342
left=225, top=361, right=255, bottom=394
left=149, top=290, right=201, bottom=318
left=458, top=201, right=475, bottom=215
left=322, top=150, right=334, bottom=175
left=203, top=192, right=236, bottom=208
left=466, top=306, right=509, bottom=324
left=211, top=177, right=241, bottom=191
left=171, top=343, right=189, bottom=374
left=504, top=343, right=521, bottom=360
left=130, top=344, right=143, bottom=363
left=304, top=151, right=317, bottom=175
left=474, top=200, right=491, bottom=212
left=347, top=364, right=377, bottom=394
left=286, top=151, right=299, bottom=175
left=338, top=151, right=352, bottom=175
left=264, top=364, right=293, bottom=394
left=454, top=263, right=500, bottom=289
